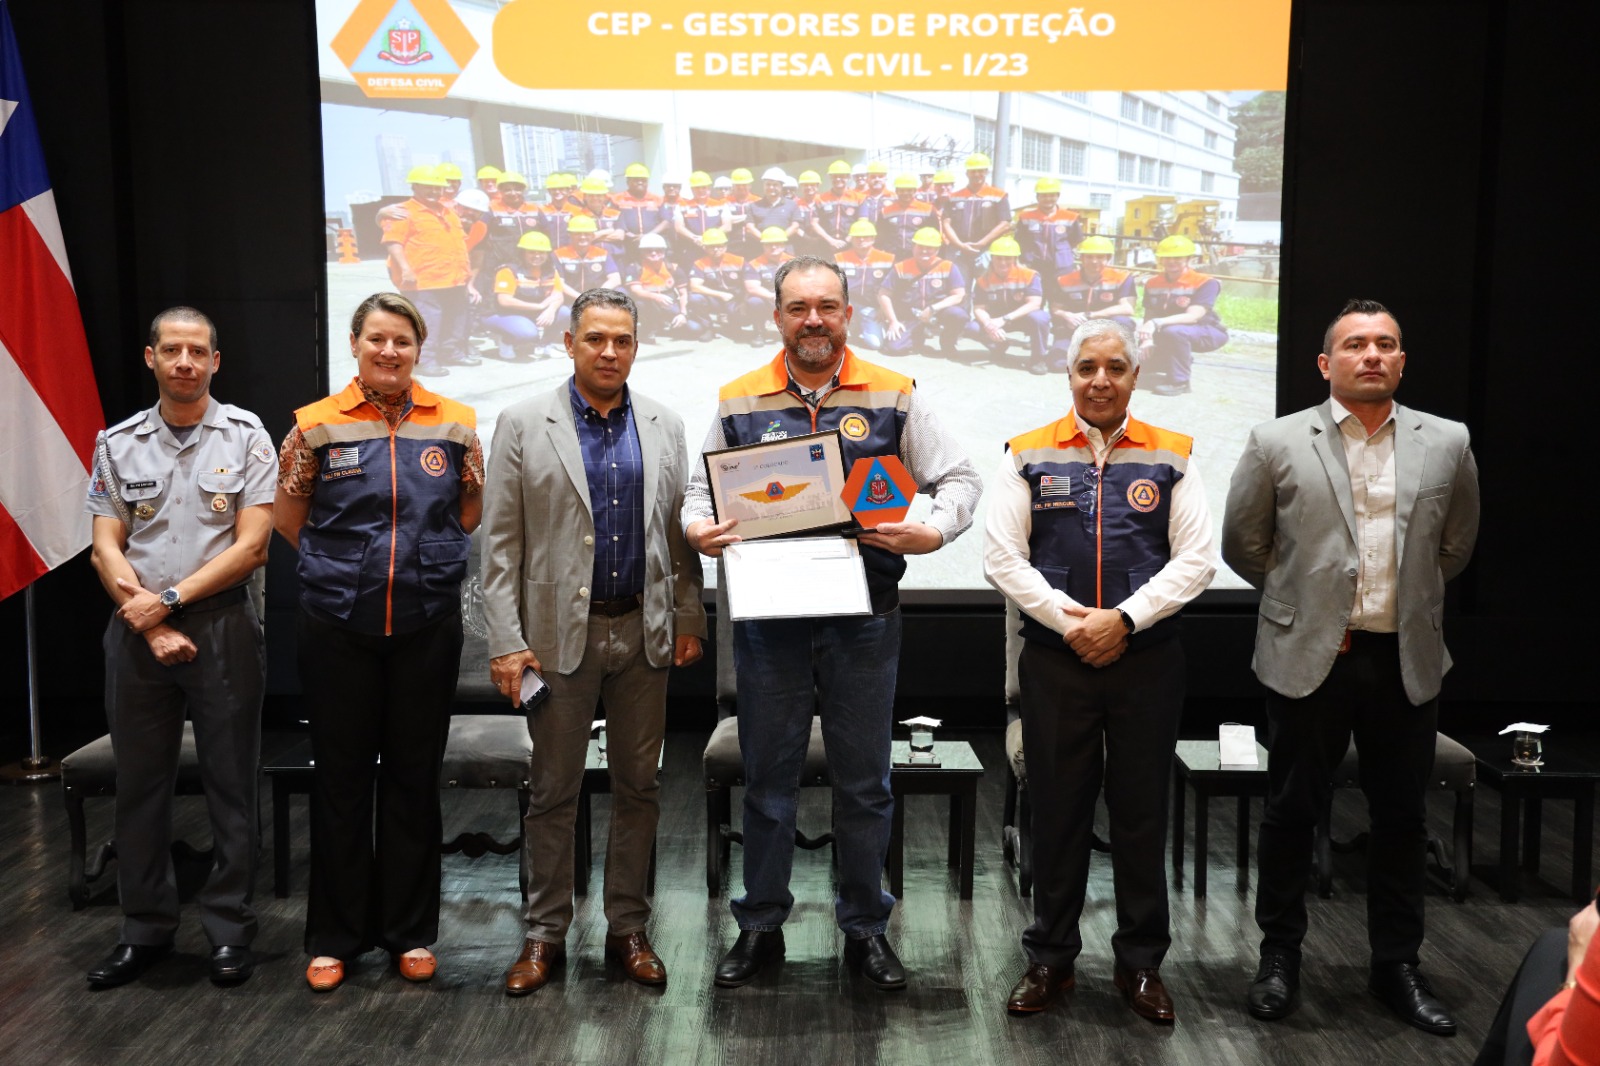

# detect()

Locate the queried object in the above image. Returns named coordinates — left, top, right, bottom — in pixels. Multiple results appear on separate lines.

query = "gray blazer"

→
left=1221, top=400, right=1479, bottom=705
left=481, top=385, right=706, bottom=673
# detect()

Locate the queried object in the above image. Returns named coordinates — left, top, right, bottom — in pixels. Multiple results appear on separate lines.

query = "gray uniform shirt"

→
left=86, top=398, right=276, bottom=590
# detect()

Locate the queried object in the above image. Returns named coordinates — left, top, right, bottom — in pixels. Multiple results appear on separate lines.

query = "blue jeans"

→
left=731, top=610, right=901, bottom=936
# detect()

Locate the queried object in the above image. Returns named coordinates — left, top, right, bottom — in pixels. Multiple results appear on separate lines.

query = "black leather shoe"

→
left=87, top=943, right=171, bottom=988
left=713, top=930, right=785, bottom=988
left=211, top=945, right=255, bottom=985
left=844, top=934, right=906, bottom=991
left=1247, top=952, right=1300, bottom=1020
left=1369, top=962, right=1457, bottom=1036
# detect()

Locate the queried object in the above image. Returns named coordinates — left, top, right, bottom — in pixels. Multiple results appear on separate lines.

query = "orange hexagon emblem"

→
left=419, top=445, right=448, bottom=477
left=1126, top=478, right=1160, bottom=513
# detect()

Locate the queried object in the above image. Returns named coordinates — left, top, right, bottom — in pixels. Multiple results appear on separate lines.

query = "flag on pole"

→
left=0, top=0, right=105, bottom=601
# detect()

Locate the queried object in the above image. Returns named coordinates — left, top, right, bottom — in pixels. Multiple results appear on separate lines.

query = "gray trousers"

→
left=522, top=609, right=667, bottom=943
left=103, top=596, right=264, bottom=947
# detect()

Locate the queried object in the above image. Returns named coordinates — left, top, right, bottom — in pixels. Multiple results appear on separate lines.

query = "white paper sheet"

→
left=723, top=537, right=871, bottom=620
left=1219, top=722, right=1259, bottom=766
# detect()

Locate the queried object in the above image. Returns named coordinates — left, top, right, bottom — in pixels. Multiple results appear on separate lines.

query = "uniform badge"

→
left=135, top=503, right=156, bottom=520
left=931, top=279, right=944, bottom=289
left=1126, top=479, right=1161, bottom=513
left=839, top=414, right=869, bottom=440
left=1175, top=296, right=1191, bottom=308
left=89, top=475, right=108, bottom=498
left=419, top=445, right=448, bottom=477
left=327, top=446, right=361, bottom=471
left=1039, top=474, right=1071, bottom=496
left=759, top=419, right=787, bottom=443
left=211, top=494, right=229, bottom=512
left=1055, top=223, right=1067, bottom=235
left=253, top=443, right=275, bottom=464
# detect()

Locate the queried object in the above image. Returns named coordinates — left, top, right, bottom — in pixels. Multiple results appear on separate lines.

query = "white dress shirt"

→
left=1330, top=397, right=1398, bottom=632
left=983, top=411, right=1217, bottom=635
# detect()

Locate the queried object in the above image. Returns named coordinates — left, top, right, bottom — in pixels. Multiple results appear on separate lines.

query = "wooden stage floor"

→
left=0, top=730, right=1587, bottom=1065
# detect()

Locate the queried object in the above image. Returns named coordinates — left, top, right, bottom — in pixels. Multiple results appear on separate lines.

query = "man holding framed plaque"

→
left=683, top=256, right=981, bottom=992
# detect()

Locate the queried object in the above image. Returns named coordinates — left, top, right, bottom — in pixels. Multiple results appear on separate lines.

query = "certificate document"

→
left=723, top=537, right=871, bottom=620
left=704, top=430, right=856, bottom=540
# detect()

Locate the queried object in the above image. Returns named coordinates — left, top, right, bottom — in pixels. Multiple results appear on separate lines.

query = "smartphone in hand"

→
left=520, top=665, right=550, bottom=712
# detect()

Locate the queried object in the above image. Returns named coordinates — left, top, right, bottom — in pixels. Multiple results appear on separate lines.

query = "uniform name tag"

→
left=125, top=480, right=157, bottom=490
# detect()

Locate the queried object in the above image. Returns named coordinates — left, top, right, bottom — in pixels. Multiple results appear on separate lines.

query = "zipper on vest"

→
left=386, top=423, right=398, bottom=635
left=1094, top=457, right=1105, bottom=608
left=786, top=386, right=838, bottom=433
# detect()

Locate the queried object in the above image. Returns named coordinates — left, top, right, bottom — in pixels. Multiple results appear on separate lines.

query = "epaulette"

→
left=217, top=403, right=265, bottom=428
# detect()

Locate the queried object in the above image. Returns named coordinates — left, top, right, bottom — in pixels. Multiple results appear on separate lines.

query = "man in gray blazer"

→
left=1223, top=298, right=1479, bottom=1037
left=483, top=288, right=706, bottom=995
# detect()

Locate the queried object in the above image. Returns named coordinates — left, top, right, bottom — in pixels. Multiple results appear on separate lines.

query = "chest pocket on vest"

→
left=196, top=472, right=245, bottom=521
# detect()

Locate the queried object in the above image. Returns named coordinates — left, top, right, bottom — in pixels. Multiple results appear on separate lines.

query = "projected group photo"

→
left=317, top=0, right=1287, bottom=592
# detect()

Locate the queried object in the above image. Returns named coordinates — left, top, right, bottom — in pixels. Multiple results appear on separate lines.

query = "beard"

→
left=785, top=326, right=844, bottom=371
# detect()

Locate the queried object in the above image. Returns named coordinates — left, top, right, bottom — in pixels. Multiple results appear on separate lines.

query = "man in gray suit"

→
left=483, top=288, right=706, bottom=995
left=1223, top=298, right=1479, bottom=1036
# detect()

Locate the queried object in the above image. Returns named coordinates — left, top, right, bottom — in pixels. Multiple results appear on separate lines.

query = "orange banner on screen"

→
left=492, top=1, right=1289, bottom=92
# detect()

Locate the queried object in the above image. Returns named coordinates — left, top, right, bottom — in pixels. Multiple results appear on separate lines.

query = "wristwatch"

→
left=1117, top=608, right=1136, bottom=633
left=159, top=587, right=185, bottom=614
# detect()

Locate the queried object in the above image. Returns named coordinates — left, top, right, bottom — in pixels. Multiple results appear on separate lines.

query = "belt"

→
left=589, top=594, right=642, bottom=617
left=182, top=586, right=250, bottom=614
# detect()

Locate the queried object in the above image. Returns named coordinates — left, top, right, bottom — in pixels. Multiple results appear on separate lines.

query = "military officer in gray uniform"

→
left=84, top=306, right=275, bottom=988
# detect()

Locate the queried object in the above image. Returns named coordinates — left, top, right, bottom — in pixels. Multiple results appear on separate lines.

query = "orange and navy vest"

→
left=813, top=191, right=863, bottom=241
left=1142, top=270, right=1222, bottom=328
left=293, top=380, right=475, bottom=636
left=691, top=254, right=746, bottom=295
left=879, top=200, right=935, bottom=258
left=1054, top=268, right=1136, bottom=315
left=1006, top=412, right=1191, bottom=650
left=493, top=262, right=562, bottom=306
left=889, top=257, right=964, bottom=310
left=613, top=193, right=667, bottom=238
left=554, top=245, right=616, bottom=291
left=974, top=265, right=1043, bottom=316
left=743, top=251, right=794, bottom=292
left=717, top=349, right=914, bottom=604
left=835, top=248, right=896, bottom=304
left=626, top=261, right=680, bottom=298
left=677, top=200, right=722, bottom=238
left=1015, top=208, right=1081, bottom=274
left=948, top=185, right=1011, bottom=244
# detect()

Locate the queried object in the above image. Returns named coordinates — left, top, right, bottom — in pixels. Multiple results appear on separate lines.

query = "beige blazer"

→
left=1221, top=400, right=1479, bottom=704
left=481, top=384, right=705, bottom=673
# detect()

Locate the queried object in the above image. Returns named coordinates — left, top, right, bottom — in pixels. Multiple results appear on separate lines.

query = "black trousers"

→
left=297, top=607, right=462, bottom=959
left=1255, top=631, right=1437, bottom=965
left=103, top=597, right=264, bottom=947
left=1020, top=635, right=1186, bottom=972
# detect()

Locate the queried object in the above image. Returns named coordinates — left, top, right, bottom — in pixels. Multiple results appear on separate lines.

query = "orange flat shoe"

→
left=397, top=949, right=436, bottom=983
left=306, top=958, right=344, bottom=992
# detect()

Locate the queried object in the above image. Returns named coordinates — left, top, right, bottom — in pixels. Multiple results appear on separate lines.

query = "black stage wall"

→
left=0, top=0, right=1586, bottom=758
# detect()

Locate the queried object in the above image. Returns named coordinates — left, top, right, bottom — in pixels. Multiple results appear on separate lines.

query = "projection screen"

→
left=315, top=0, right=1290, bottom=599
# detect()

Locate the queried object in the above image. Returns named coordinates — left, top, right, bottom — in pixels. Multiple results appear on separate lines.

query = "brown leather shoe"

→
left=605, top=931, right=667, bottom=986
left=504, top=938, right=564, bottom=996
left=1114, top=966, right=1176, bottom=1024
left=1006, top=962, right=1075, bottom=1014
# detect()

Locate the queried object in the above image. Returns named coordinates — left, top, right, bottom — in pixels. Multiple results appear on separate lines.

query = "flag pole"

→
left=1, top=586, right=59, bottom=784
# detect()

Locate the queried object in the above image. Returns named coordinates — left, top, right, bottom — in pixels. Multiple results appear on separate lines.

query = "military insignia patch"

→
left=253, top=442, right=276, bottom=464
left=1127, top=479, right=1161, bottom=512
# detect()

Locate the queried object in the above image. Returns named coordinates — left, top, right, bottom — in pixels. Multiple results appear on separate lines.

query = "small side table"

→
left=263, top=740, right=314, bottom=898
left=1458, top=735, right=1600, bottom=903
left=887, top=740, right=985, bottom=899
left=1172, top=740, right=1270, bottom=898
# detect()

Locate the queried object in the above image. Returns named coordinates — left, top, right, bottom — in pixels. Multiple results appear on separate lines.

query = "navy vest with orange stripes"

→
left=717, top=349, right=911, bottom=606
left=1008, top=412, right=1190, bottom=650
left=294, top=380, right=474, bottom=636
